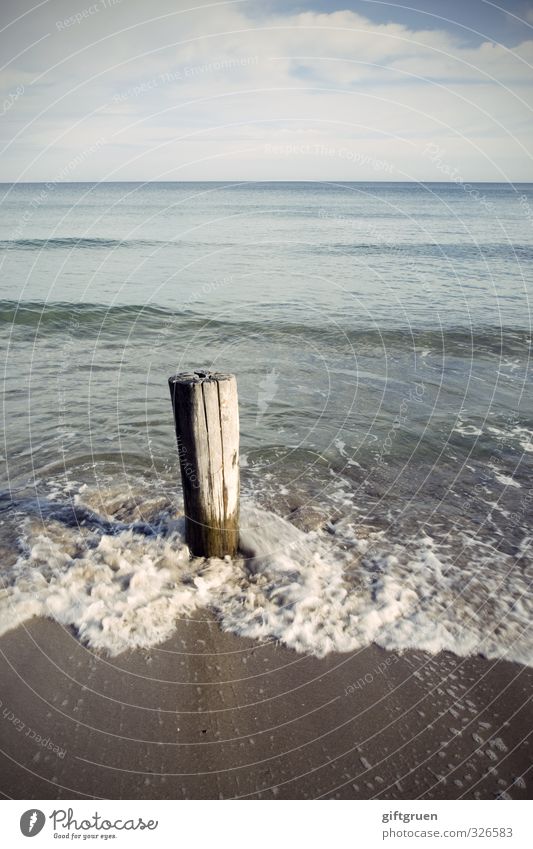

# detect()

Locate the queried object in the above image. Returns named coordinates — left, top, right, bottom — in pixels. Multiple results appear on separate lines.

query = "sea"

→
left=0, top=181, right=532, bottom=664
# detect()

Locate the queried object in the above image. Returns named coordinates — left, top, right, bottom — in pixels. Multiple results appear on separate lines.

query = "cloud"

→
left=0, top=1, right=532, bottom=180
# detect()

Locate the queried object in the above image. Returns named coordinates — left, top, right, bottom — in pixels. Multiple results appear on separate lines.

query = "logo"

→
left=256, top=368, right=279, bottom=424
left=20, top=809, right=45, bottom=837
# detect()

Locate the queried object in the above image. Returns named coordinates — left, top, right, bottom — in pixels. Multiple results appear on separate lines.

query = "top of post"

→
left=168, top=370, right=235, bottom=386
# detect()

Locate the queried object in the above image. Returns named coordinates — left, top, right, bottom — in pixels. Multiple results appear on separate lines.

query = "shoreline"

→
left=0, top=613, right=531, bottom=800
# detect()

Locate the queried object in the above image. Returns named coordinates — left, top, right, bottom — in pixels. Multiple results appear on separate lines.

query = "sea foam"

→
left=0, top=502, right=531, bottom=665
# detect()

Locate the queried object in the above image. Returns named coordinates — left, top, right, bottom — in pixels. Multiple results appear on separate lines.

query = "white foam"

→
left=453, top=417, right=483, bottom=438
left=455, top=417, right=533, bottom=459
left=493, top=471, right=521, bottom=489
left=487, top=423, right=533, bottom=454
left=512, top=426, right=533, bottom=454
left=1, top=505, right=532, bottom=665
left=0, top=527, right=198, bottom=654
left=334, top=438, right=347, bottom=457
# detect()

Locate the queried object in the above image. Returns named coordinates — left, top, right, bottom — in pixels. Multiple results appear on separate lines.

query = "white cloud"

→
left=0, top=2, right=532, bottom=180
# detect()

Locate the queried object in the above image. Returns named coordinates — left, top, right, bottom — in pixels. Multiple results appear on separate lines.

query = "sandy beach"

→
left=2, top=0, right=533, bottom=832
left=0, top=613, right=530, bottom=800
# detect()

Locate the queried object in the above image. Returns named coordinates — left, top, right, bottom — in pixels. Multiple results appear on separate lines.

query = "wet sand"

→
left=0, top=613, right=531, bottom=800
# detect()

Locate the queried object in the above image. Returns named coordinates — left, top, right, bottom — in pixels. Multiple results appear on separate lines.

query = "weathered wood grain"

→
left=168, top=370, right=239, bottom=557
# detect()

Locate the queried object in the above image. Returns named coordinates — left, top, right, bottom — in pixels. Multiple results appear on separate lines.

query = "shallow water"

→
left=0, top=182, right=532, bottom=663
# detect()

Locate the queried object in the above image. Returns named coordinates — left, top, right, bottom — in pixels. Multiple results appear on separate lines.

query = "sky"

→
left=0, top=0, right=532, bottom=181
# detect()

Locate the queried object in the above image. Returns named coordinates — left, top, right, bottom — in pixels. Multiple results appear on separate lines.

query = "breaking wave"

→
left=1, top=492, right=531, bottom=665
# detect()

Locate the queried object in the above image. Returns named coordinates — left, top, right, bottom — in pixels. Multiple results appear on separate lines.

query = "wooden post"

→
left=168, top=370, right=240, bottom=558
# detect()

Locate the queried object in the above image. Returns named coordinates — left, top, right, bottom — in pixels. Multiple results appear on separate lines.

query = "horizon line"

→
left=1, top=179, right=532, bottom=185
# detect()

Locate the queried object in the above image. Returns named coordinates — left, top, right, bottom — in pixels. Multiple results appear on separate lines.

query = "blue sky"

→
left=0, top=0, right=532, bottom=181
left=259, top=1, right=533, bottom=47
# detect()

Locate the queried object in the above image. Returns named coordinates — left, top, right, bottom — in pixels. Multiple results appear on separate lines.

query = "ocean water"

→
left=0, top=181, right=532, bottom=664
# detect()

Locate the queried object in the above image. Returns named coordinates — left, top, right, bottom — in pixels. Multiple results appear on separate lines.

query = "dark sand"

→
left=0, top=613, right=531, bottom=800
